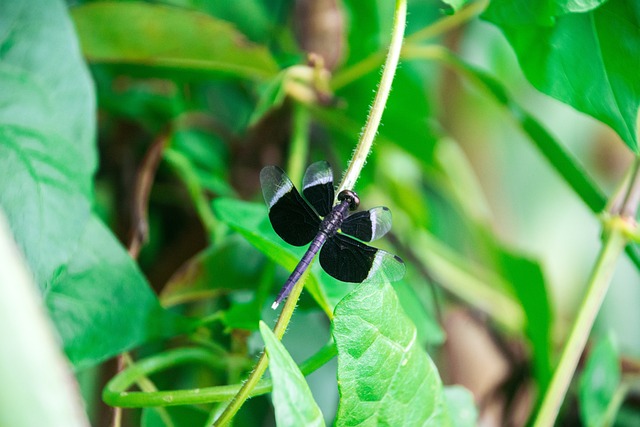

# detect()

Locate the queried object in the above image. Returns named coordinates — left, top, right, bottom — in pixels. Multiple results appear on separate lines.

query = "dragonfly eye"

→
left=337, top=190, right=360, bottom=211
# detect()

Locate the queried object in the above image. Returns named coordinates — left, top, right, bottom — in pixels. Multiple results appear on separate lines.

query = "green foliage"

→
left=332, top=280, right=450, bottom=426
left=579, top=334, right=621, bottom=427
left=260, top=321, right=325, bottom=427
left=484, top=0, right=640, bottom=152
left=0, top=0, right=185, bottom=371
left=2, top=0, right=639, bottom=425
left=71, top=2, right=279, bottom=81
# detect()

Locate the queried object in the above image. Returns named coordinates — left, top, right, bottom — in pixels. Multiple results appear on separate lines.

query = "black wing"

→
left=341, top=206, right=392, bottom=242
left=260, top=166, right=320, bottom=246
left=302, top=161, right=334, bottom=217
left=319, top=233, right=405, bottom=283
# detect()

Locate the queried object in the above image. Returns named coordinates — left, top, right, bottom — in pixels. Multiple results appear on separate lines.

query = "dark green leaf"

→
left=161, top=235, right=265, bottom=307
left=443, top=386, right=478, bottom=427
left=332, top=281, right=448, bottom=426
left=579, top=334, right=621, bottom=427
left=0, top=0, right=96, bottom=286
left=259, top=321, right=326, bottom=427
left=493, top=245, right=552, bottom=391
left=71, top=2, right=279, bottom=81
left=484, top=0, right=640, bottom=152
left=46, top=215, right=191, bottom=369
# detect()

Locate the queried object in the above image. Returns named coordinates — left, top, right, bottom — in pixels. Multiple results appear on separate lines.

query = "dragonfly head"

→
left=337, top=190, right=360, bottom=211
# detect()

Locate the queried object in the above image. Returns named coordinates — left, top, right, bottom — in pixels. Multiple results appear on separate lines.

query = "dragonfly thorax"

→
left=319, top=199, right=350, bottom=238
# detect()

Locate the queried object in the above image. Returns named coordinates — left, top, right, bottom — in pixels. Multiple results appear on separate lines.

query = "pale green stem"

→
left=336, top=0, right=407, bottom=195
left=164, top=148, right=218, bottom=239
left=534, top=224, right=627, bottom=426
left=212, top=269, right=310, bottom=426
left=601, top=381, right=630, bottom=427
left=287, top=102, right=311, bottom=185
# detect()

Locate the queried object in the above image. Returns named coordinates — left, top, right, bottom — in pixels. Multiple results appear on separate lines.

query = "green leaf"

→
left=443, top=386, right=478, bottom=427
left=259, top=321, right=326, bottom=427
left=0, top=0, right=190, bottom=370
left=484, top=0, right=640, bottom=152
left=579, top=334, right=621, bottom=427
left=46, top=215, right=191, bottom=370
left=489, top=244, right=553, bottom=391
left=483, top=0, right=607, bottom=25
left=0, top=0, right=96, bottom=287
left=212, top=198, right=352, bottom=316
left=332, top=280, right=448, bottom=426
left=71, top=2, right=279, bottom=81
left=161, top=235, right=265, bottom=307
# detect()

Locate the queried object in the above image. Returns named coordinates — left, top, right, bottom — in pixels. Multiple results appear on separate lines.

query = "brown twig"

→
left=127, top=134, right=170, bottom=259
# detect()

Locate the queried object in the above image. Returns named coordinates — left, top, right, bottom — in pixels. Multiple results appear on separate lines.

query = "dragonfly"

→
left=260, top=161, right=405, bottom=309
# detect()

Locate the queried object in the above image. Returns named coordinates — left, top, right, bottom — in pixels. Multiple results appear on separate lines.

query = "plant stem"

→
left=336, top=0, right=407, bottom=195
left=287, top=102, right=311, bottom=185
left=534, top=223, right=628, bottom=426
left=535, top=158, right=640, bottom=425
left=102, top=339, right=337, bottom=408
left=164, top=148, right=218, bottom=240
left=212, top=269, right=310, bottom=426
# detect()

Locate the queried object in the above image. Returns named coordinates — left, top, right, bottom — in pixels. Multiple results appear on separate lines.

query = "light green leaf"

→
left=0, top=0, right=96, bottom=287
left=332, top=281, right=447, bottom=426
left=259, top=321, right=326, bottom=427
left=579, top=334, right=621, bottom=427
left=71, top=2, right=279, bottom=81
left=0, top=0, right=190, bottom=369
left=443, top=386, right=478, bottom=427
left=484, top=0, right=640, bottom=152
left=213, top=198, right=352, bottom=317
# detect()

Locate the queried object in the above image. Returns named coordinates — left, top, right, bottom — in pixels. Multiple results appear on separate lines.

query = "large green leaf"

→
left=213, top=198, right=355, bottom=316
left=484, top=0, right=640, bottom=152
left=0, top=0, right=96, bottom=287
left=0, top=0, right=189, bottom=369
left=332, top=280, right=448, bottom=426
left=259, top=321, right=326, bottom=427
left=71, top=2, right=279, bottom=81
left=46, top=215, right=189, bottom=369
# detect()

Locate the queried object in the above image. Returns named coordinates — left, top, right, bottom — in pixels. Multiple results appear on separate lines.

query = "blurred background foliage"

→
left=1, top=0, right=639, bottom=425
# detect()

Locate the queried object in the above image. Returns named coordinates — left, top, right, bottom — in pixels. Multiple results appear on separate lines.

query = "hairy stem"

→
left=336, top=0, right=407, bottom=195
left=212, top=268, right=308, bottom=425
